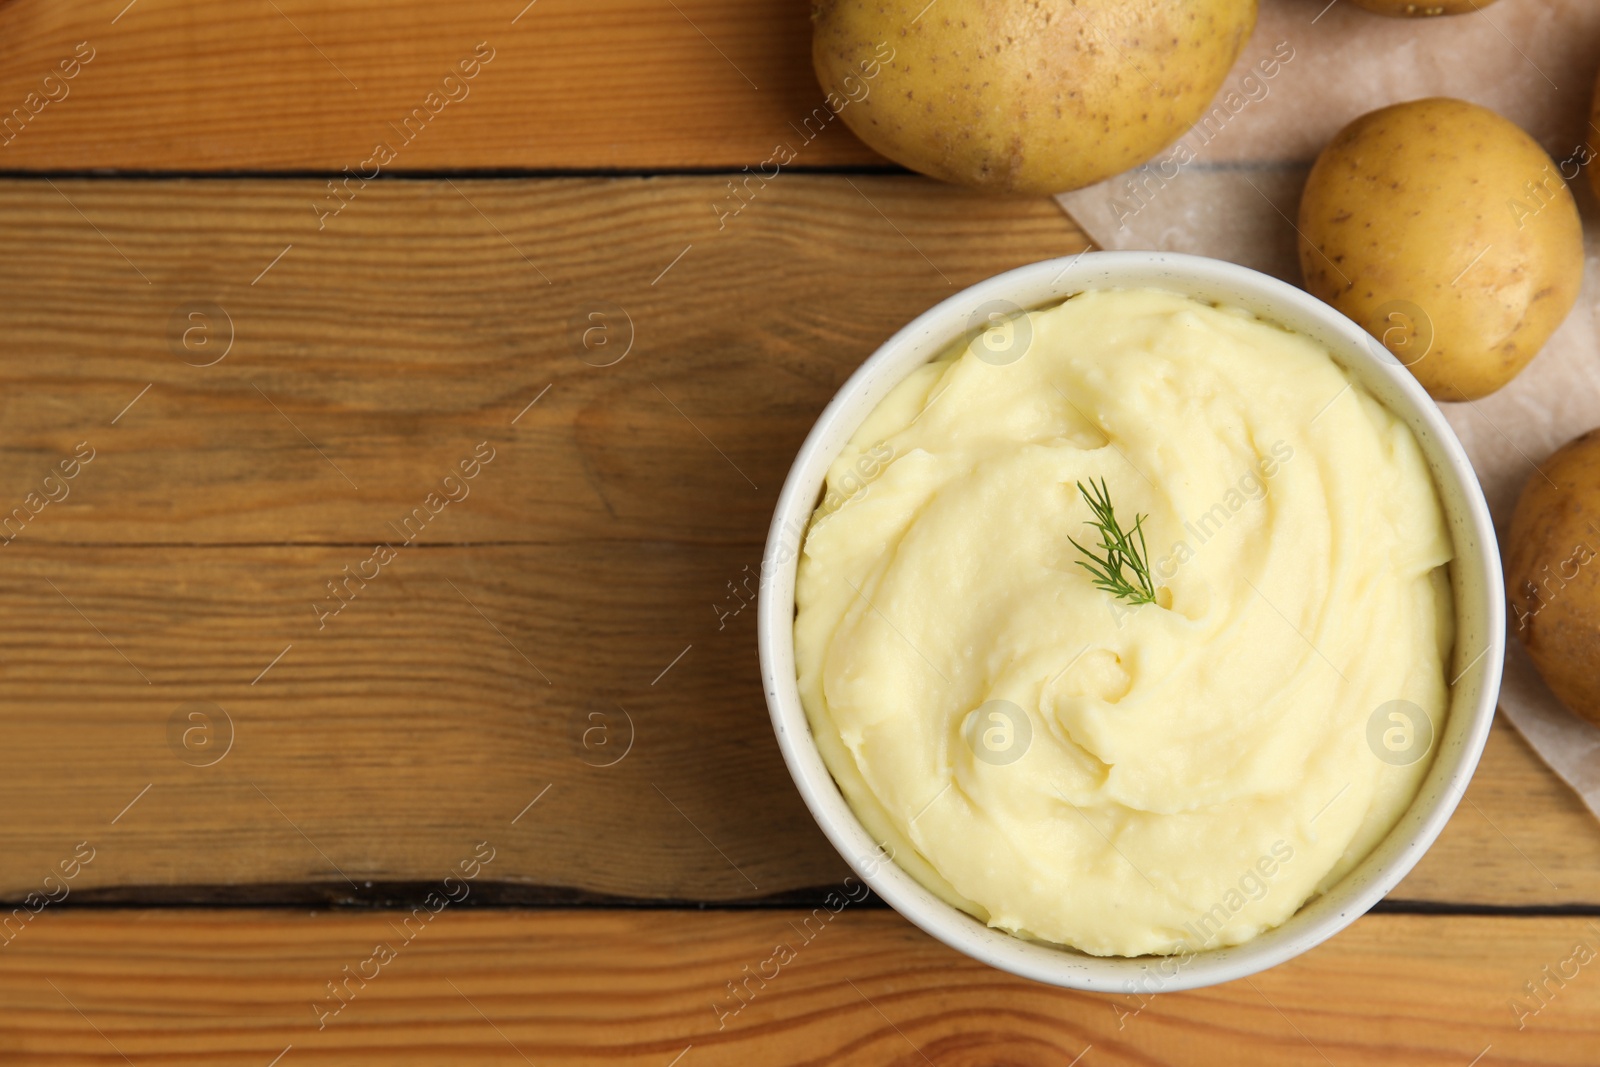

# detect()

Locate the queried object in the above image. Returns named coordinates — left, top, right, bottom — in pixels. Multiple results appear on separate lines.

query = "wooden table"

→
left=0, top=1, right=1596, bottom=1063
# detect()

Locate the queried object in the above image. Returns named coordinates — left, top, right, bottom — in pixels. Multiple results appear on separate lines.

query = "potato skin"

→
left=1298, top=98, right=1584, bottom=402
left=811, top=0, right=1258, bottom=195
left=1349, top=0, right=1499, bottom=15
left=1506, top=429, right=1600, bottom=727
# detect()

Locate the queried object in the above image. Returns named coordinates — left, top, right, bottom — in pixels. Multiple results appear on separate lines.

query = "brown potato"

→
left=1349, top=0, right=1500, bottom=15
left=1298, top=98, right=1584, bottom=402
left=1506, top=429, right=1600, bottom=727
left=811, top=0, right=1258, bottom=195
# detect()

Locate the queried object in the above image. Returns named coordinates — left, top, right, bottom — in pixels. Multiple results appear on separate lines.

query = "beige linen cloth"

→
left=1056, top=0, right=1600, bottom=818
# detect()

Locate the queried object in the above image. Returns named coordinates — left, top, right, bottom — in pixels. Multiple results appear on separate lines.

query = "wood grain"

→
left=0, top=0, right=886, bottom=171
left=0, top=4, right=1592, bottom=1060
left=0, top=538, right=1588, bottom=906
left=0, top=909, right=1596, bottom=1065
left=0, top=175, right=1593, bottom=905
left=0, top=176, right=1080, bottom=545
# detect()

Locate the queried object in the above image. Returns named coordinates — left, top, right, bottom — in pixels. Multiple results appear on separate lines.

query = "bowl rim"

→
left=756, top=250, right=1505, bottom=992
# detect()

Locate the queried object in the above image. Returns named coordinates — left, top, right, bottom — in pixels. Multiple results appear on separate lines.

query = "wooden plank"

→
left=0, top=176, right=1593, bottom=904
left=0, top=176, right=1081, bottom=545
left=0, top=540, right=1590, bottom=906
left=0, top=909, right=1595, bottom=1064
left=0, top=542, right=840, bottom=901
left=1396, top=717, right=1597, bottom=908
left=0, top=0, right=885, bottom=171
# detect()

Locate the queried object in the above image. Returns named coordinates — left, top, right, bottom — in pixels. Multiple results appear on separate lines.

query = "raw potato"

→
left=1349, top=0, right=1500, bottom=15
left=1298, top=98, right=1584, bottom=402
left=811, top=0, right=1258, bottom=195
left=1506, top=429, right=1600, bottom=728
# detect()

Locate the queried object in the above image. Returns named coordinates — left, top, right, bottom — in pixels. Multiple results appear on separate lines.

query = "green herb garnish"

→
left=1068, top=478, right=1156, bottom=605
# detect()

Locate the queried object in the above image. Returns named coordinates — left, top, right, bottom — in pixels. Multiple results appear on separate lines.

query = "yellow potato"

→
left=1349, top=0, right=1500, bottom=15
left=1298, top=98, right=1584, bottom=402
left=1506, top=428, right=1600, bottom=728
left=811, top=0, right=1258, bottom=195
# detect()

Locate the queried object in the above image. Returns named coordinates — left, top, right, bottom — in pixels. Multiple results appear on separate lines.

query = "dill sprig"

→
left=1067, top=478, right=1156, bottom=605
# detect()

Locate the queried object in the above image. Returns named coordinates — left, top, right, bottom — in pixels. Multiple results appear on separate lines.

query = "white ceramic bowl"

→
left=757, top=251, right=1504, bottom=992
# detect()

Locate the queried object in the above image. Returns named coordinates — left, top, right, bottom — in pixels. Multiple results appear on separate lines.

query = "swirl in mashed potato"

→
left=794, top=288, right=1454, bottom=957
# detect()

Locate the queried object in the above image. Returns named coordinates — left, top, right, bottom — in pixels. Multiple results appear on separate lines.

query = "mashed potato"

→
left=794, top=288, right=1454, bottom=957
